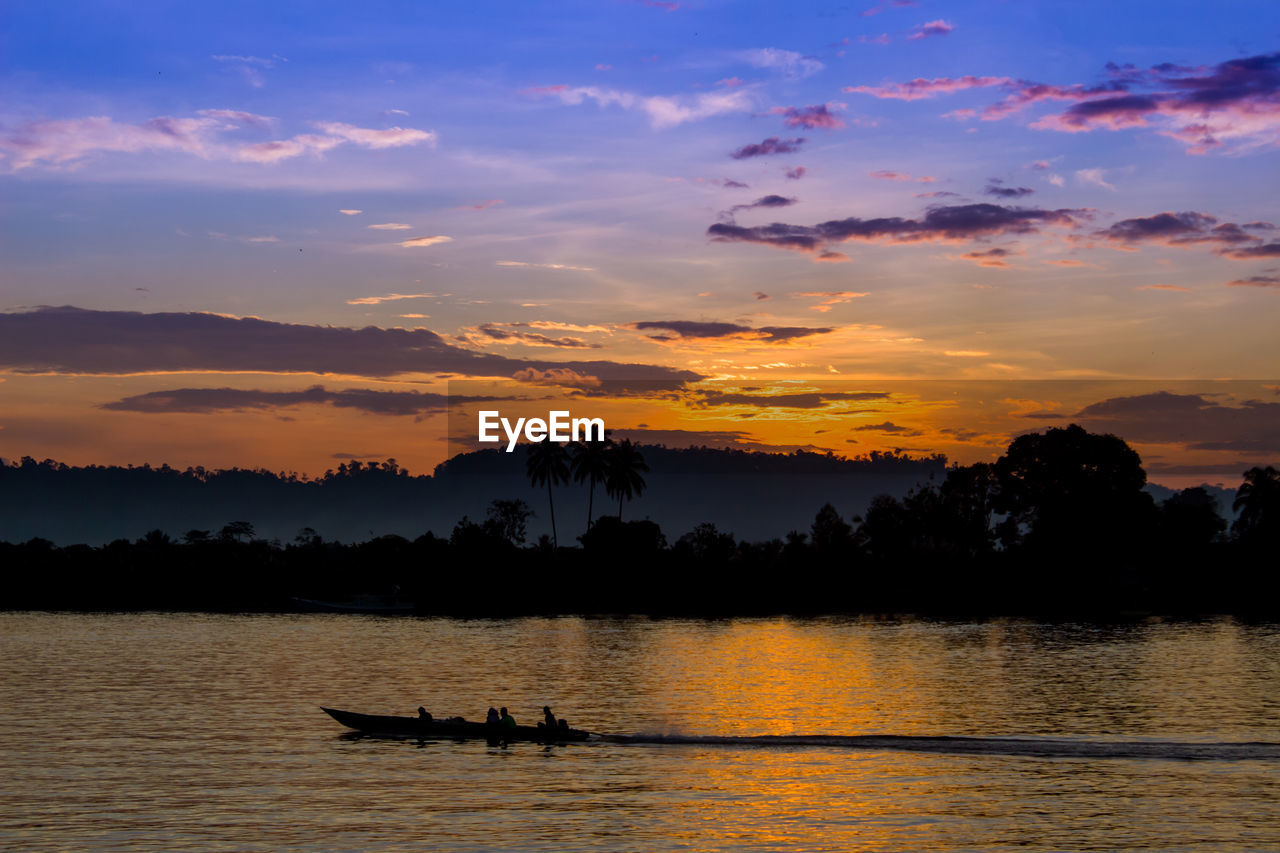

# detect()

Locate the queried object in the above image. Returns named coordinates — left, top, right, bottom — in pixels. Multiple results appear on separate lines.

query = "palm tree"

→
left=605, top=439, right=648, bottom=520
left=570, top=433, right=613, bottom=531
left=1233, top=465, right=1280, bottom=543
left=525, top=441, right=571, bottom=548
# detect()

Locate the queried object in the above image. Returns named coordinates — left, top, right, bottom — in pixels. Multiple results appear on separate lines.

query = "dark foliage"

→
left=1, top=428, right=1274, bottom=617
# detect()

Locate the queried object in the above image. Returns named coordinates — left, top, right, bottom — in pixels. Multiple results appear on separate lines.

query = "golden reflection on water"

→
left=1, top=614, right=1278, bottom=851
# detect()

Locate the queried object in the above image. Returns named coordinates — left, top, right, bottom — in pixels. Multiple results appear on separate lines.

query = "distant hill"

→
left=0, top=447, right=946, bottom=546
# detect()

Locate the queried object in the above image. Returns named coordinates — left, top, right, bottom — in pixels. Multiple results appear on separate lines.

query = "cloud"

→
left=1219, top=243, right=1280, bottom=259
left=1096, top=211, right=1259, bottom=248
left=1136, top=284, right=1191, bottom=291
left=859, top=52, right=1280, bottom=154
left=463, top=322, right=603, bottom=349
left=860, top=34, right=892, bottom=46
left=769, top=104, right=845, bottom=129
left=398, top=235, right=453, bottom=248
left=707, top=202, right=1086, bottom=255
left=1075, top=392, right=1280, bottom=452
left=984, top=179, right=1034, bottom=198
left=212, top=54, right=285, bottom=88
left=346, top=293, right=435, bottom=305
left=852, top=421, right=921, bottom=435
left=740, top=48, right=824, bottom=80
left=695, top=390, right=890, bottom=409
left=607, top=427, right=783, bottom=451
left=816, top=251, right=851, bottom=263
left=311, top=122, right=436, bottom=149
left=1226, top=275, right=1280, bottom=288
left=790, top=290, right=868, bottom=311
left=524, top=84, right=754, bottom=129
left=367, top=222, right=412, bottom=230
left=459, top=199, right=503, bottom=210
left=906, top=19, right=957, bottom=40
left=784, top=166, right=806, bottom=180
left=338, top=209, right=363, bottom=216
left=730, top=136, right=807, bottom=159
left=1075, top=168, right=1116, bottom=191
left=0, top=110, right=437, bottom=170
left=496, top=260, right=596, bottom=271
left=632, top=320, right=834, bottom=343
left=723, top=194, right=798, bottom=218
left=0, top=306, right=697, bottom=385
left=869, top=170, right=936, bottom=182
left=844, top=75, right=1011, bottom=101
left=511, top=367, right=603, bottom=389
left=908, top=20, right=954, bottom=40
left=959, top=247, right=1018, bottom=267
left=101, top=385, right=461, bottom=417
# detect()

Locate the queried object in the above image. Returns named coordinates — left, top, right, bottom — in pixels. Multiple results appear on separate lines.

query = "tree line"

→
left=2, top=425, right=1276, bottom=617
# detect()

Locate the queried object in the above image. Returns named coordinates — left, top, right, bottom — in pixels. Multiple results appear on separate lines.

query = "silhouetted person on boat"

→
left=499, top=707, right=517, bottom=729
left=486, top=707, right=500, bottom=725
left=417, top=707, right=432, bottom=722
left=541, top=705, right=557, bottom=729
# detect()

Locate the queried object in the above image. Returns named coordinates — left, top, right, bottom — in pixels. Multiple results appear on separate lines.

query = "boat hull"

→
left=322, top=707, right=591, bottom=742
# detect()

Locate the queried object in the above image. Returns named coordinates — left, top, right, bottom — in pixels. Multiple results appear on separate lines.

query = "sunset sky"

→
left=1, top=0, right=1277, bottom=484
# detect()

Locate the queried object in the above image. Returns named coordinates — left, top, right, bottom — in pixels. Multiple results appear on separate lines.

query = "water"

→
left=2, top=614, right=1278, bottom=851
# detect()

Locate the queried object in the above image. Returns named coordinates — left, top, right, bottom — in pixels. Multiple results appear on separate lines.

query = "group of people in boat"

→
left=415, top=704, right=571, bottom=731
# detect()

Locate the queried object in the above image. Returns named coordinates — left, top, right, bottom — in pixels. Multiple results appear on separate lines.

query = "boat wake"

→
left=595, top=732, right=1280, bottom=762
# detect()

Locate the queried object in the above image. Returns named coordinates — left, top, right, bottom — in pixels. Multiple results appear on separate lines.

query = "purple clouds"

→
left=846, top=52, right=1280, bottom=154
left=984, top=179, right=1035, bottom=198
left=102, top=386, right=463, bottom=417
left=632, top=320, right=833, bottom=343
left=730, top=137, right=807, bottom=159
left=1096, top=211, right=1266, bottom=248
left=707, top=202, right=1085, bottom=256
left=0, top=306, right=697, bottom=384
left=723, top=194, right=799, bottom=218
left=769, top=104, right=845, bottom=129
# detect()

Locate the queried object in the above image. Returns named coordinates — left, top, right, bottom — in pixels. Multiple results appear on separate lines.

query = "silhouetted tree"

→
left=138, top=529, right=171, bottom=548
left=810, top=503, right=854, bottom=554
left=937, top=462, right=999, bottom=558
left=675, top=522, right=737, bottom=563
left=570, top=433, right=612, bottom=531
left=1233, top=465, right=1280, bottom=546
left=1160, top=487, right=1227, bottom=549
left=993, top=424, right=1154, bottom=555
left=525, top=442, right=570, bottom=548
left=219, top=521, right=255, bottom=543
left=295, top=527, right=322, bottom=546
left=182, top=529, right=211, bottom=544
left=578, top=515, right=666, bottom=556
left=605, top=439, right=648, bottom=520
left=486, top=499, right=533, bottom=546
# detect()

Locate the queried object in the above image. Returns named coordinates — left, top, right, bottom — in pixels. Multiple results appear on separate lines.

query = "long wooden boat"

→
left=322, top=707, right=592, bottom=741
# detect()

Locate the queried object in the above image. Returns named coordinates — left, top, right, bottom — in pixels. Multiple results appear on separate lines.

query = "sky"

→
left=1, top=0, right=1278, bottom=485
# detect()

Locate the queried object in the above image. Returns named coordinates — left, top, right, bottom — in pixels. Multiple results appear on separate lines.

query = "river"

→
left=2, top=614, right=1278, bottom=851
